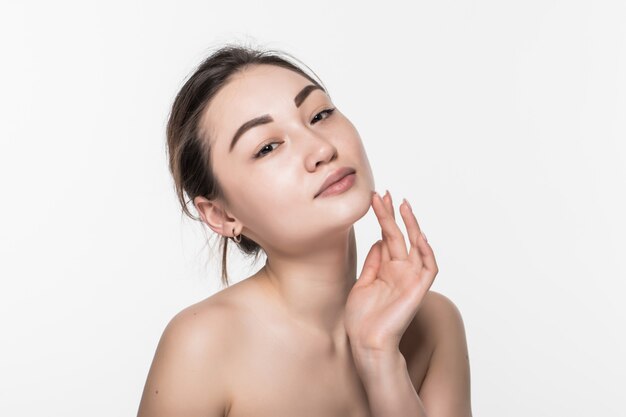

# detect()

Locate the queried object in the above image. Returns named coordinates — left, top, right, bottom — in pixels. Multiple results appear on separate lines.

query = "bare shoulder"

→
left=137, top=296, right=241, bottom=417
left=401, top=290, right=465, bottom=352
left=417, top=290, right=466, bottom=334
left=412, top=290, right=473, bottom=417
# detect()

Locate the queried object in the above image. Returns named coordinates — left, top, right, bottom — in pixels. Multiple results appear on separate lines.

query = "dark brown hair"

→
left=165, top=43, right=327, bottom=288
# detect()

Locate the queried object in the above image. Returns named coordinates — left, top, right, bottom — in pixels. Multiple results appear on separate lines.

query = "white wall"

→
left=1, top=1, right=624, bottom=416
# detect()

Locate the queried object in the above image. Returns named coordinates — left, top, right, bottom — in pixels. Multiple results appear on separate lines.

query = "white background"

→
left=1, top=1, right=624, bottom=416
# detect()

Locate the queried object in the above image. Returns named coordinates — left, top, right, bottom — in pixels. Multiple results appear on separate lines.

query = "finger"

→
left=379, top=192, right=392, bottom=262
left=372, top=192, right=408, bottom=260
left=399, top=198, right=424, bottom=269
left=369, top=192, right=390, bottom=262
left=380, top=191, right=393, bottom=262
left=380, top=238, right=391, bottom=262
left=378, top=193, right=392, bottom=262
left=400, top=198, right=438, bottom=274
left=385, top=191, right=410, bottom=261
left=383, top=190, right=395, bottom=220
left=356, top=240, right=382, bottom=287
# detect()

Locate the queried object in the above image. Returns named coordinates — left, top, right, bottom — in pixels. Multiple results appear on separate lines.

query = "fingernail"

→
left=421, top=231, right=428, bottom=242
left=384, top=189, right=390, bottom=198
left=403, top=198, right=412, bottom=211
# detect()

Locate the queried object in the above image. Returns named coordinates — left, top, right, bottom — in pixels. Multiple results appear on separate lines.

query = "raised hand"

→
left=344, top=190, right=438, bottom=355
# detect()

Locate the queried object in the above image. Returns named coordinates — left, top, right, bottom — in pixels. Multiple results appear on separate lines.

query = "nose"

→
left=301, top=129, right=338, bottom=172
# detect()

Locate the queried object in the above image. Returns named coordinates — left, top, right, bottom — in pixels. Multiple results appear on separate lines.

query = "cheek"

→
left=237, top=190, right=307, bottom=240
left=336, top=119, right=365, bottom=154
left=343, top=131, right=370, bottom=168
left=237, top=174, right=300, bottom=217
left=341, top=130, right=375, bottom=188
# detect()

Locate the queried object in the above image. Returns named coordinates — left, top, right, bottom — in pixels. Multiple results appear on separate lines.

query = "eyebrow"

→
left=228, top=84, right=324, bottom=153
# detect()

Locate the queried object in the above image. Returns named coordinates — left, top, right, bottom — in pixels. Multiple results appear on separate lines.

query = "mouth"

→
left=314, top=167, right=357, bottom=198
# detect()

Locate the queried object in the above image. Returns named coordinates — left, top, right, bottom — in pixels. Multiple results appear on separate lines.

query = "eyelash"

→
left=252, top=107, right=336, bottom=159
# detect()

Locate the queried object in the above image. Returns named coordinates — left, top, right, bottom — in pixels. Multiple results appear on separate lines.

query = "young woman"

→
left=137, top=45, right=472, bottom=417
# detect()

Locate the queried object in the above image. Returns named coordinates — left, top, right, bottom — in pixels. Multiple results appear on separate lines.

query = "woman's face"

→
left=199, top=64, right=375, bottom=252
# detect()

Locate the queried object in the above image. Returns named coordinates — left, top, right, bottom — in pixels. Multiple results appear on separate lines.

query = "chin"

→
left=332, top=189, right=373, bottom=225
left=354, top=189, right=374, bottom=220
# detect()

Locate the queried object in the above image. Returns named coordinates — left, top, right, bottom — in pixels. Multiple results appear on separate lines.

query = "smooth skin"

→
left=137, top=64, right=472, bottom=416
left=346, top=190, right=472, bottom=416
left=346, top=191, right=437, bottom=353
left=137, top=191, right=472, bottom=417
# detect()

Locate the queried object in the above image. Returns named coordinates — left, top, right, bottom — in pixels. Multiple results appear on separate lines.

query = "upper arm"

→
left=137, top=304, right=233, bottom=417
left=418, top=291, right=472, bottom=417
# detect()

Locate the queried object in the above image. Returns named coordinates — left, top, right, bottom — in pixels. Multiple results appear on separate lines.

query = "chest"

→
left=225, top=340, right=372, bottom=417
left=224, top=332, right=432, bottom=417
left=219, top=287, right=435, bottom=417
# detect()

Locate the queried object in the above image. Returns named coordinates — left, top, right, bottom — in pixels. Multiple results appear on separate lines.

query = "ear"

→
left=193, top=195, right=242, bottom=238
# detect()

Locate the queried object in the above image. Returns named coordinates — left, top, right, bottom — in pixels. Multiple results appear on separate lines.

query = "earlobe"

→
left=193, top=195, right=241, bottom=238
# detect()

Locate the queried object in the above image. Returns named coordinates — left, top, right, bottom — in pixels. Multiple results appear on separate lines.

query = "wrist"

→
left=351, top=347, right=407, bottom=381
left=352, top=350, right=427, bottom=417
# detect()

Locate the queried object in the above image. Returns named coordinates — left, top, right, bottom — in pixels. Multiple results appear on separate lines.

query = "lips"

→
left=315, top=167, right=356, bottom=198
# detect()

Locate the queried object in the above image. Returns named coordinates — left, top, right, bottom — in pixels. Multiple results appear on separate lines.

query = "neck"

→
left=252, top=226, right=357, bottom=348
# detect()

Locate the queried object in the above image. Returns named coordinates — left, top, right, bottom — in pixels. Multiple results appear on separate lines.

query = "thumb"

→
left=357, top=240, right=382, bottom=287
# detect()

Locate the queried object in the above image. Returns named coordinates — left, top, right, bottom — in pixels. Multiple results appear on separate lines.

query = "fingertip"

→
left=372, top=191, right=384, bottom=207
left=401, top=198, right=412, bottom=211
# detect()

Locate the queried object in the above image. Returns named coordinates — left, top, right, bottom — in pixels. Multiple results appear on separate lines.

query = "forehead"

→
left=201, top=64, right=314, bottom=144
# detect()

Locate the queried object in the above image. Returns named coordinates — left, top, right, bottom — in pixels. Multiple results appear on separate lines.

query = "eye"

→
left=311, top=107, right=336, bottom=124
left=253, top=141, right=280, bottom=159
left=252, top=108, right=336, bottom=160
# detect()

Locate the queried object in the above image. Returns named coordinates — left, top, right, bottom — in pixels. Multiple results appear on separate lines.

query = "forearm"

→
left=353, top=349, right=428, bottom=417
